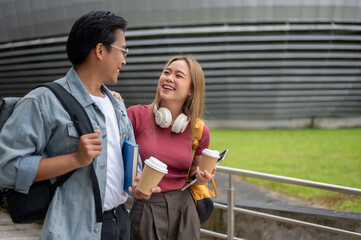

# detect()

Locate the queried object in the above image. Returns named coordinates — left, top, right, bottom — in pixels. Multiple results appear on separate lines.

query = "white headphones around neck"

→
left=153, top=105, right=189, bottom=133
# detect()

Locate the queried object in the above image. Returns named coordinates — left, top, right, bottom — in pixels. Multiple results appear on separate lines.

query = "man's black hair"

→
left=66, top=11, right=127, bottom=66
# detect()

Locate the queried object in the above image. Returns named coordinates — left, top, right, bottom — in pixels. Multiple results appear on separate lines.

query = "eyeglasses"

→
left=110, top=45, right=129, bottom=58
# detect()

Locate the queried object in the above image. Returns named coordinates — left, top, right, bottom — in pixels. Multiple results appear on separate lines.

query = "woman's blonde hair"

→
left=152, top=55, right=205, bottom=135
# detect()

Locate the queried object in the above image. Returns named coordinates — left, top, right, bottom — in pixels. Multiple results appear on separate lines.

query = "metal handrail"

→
left=200, top=166, right=361, bottom=239
left=218, top=166, right=361, bottom=196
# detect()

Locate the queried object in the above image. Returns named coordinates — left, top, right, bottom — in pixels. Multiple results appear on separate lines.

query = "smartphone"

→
left=217, top=149, right=228, bottom=165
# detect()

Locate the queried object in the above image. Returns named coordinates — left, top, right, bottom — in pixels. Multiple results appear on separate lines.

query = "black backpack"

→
left=0, top=82, right=103, bottom=223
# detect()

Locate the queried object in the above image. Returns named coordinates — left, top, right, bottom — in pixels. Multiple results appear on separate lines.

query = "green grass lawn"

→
left=209, top=128, right=361, bottom=212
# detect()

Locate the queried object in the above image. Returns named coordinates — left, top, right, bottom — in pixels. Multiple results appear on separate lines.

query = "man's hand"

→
left=129, top=173, right=161, bottom=200
left=34, top=130, right=103, bottom=182
left=73, top=130, right=102, bottom=168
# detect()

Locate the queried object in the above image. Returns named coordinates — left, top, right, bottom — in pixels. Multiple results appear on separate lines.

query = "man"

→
left=0, top=11, right=139, bottom=240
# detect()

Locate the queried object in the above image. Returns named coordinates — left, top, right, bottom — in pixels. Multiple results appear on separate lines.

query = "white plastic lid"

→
left=202, top=148, right=220, bottom=159
left=145, top=157, right=168, bottom=174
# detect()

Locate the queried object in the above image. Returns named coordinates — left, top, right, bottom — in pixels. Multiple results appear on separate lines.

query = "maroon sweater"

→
left=127, top=105, right=210, bottom=193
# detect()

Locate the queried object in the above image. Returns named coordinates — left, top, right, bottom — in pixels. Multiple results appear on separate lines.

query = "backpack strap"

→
left=186, top=119, right=205, bottom=181
left=0, top=97, right=21, bottom=132
left=191, top=119, right=205, bottom=157
left=38, top=82, right=103, bottom=222
left=187, top=119, right=217, bottom=197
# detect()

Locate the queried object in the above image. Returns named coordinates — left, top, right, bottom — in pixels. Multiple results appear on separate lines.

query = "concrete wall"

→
left=201, top=201, right=361, bottom=240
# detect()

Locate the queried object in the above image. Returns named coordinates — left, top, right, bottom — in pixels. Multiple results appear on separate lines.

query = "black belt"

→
left=103, top=204, right=127, bottom=218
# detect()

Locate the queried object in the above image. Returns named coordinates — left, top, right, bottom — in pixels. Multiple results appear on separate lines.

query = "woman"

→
left=126, top=55, right=215, bottom=239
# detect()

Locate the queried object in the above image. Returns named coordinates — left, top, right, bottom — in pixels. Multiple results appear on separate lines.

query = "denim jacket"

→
left=0, top=67, right=141, bottom=239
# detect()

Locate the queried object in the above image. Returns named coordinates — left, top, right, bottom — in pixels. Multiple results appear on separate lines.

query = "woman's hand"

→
left=194, top=166, right=216, bottom=185
left=110, top=90, right=123, bottom=101
left=129, top=173, right=161, bottom=200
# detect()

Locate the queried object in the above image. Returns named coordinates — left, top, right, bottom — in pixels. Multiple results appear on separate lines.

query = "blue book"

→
left=122, top=139, right=139, bottom=195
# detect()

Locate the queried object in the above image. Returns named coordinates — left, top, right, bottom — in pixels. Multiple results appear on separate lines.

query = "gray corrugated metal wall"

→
left=119, top=23, right=361, bottom=121
left=1, top=0, right=361, bottom=43
left=1, top=22, right=360, bottom=123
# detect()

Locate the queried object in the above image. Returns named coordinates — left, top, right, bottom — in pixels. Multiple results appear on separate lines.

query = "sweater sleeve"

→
left=195, top=124, right=210, bottom=156
left=126, top=104, right=145, bottom=134
left=126, top=104, right=153, bottom=141
left=126, top=105, right=136, bottom=130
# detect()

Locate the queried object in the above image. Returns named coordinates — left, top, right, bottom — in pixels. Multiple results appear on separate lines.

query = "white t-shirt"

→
left=90, top=93, right=127, bottom=210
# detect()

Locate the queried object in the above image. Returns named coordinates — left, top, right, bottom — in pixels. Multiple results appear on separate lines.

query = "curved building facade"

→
left=1, top=0, right=360, bottom=128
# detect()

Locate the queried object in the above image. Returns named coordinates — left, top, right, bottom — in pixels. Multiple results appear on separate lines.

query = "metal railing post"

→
left=227, top=173, right=235, bottom=239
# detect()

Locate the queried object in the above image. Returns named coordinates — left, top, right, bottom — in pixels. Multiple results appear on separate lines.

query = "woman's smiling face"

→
left=158, top=60, right=192, bottom=104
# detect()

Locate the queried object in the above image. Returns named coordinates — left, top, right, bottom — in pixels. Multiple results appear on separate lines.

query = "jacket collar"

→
left=65, top=67, right=98, bottom=108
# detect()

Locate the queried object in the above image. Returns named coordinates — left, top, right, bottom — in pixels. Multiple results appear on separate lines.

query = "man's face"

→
left=103, top=29, right=127, bottom=85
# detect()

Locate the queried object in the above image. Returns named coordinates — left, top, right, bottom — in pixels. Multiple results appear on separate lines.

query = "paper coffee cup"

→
left=199, top=149, right=220, bottom=174
left=137, top=157, right=168, bottom=195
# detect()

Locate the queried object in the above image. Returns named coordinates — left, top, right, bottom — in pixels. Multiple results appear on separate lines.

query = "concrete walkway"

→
left=0, top=210, right=41, bottom=240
